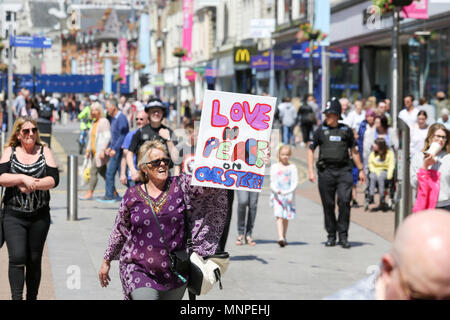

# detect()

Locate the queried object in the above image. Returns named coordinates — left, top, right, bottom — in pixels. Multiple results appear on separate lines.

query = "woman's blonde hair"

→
left=137, top=140, right=168, bottom=183
left=90, top=101, right=105, bottom=118
left=6, top=116, right=46, bottom=148
left=422, top=123, right=450, bottom=153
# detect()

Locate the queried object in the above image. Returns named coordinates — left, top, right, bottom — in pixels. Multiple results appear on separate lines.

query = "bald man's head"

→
left=136, top=110, right=149, bottom=128
left=379, top=210, right=450, bottom=300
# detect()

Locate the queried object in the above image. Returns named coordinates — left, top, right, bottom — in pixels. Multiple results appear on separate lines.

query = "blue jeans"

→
left=127, top=179, right=137, bottom=188
left=105, top=150, right=122, bottom=198
left=282, top=125, right=295, bottom=145
left=236, top=190, right=259, bottom=238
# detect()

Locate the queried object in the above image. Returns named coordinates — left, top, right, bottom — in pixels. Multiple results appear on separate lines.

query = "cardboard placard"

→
left=191, top=90, right=276, bottom=192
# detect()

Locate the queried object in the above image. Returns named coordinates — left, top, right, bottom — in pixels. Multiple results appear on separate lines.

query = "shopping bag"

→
left=79, top=157, right=92, bottom=186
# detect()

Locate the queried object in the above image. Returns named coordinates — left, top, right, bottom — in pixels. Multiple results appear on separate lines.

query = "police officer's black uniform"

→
left=309, top=99, right=359, bottom=249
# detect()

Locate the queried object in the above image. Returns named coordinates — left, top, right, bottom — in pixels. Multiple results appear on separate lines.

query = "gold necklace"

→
left=139, top=180, right=171, bottom=214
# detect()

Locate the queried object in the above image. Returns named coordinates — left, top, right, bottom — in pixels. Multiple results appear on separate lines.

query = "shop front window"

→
left=407, top=27, right=450, bottom=101
left=330, top=53, right=359, bottom=101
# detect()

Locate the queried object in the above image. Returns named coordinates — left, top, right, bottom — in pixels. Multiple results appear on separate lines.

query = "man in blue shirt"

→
left=97, top=97, right=129, bottom=203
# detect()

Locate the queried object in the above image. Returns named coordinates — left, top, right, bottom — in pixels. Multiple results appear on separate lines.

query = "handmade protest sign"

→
left=191, top=90, right=276, bottom=192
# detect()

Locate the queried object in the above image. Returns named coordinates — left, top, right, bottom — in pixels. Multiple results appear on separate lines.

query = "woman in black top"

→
left=0, top=116, right=59, bottom=300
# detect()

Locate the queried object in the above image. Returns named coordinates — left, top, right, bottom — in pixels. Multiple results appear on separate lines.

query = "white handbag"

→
left=188, top=251, right=230, bottom=296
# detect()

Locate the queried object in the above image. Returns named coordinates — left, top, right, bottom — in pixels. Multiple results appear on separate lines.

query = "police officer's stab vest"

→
left=318, top=124, right=351, bottom=166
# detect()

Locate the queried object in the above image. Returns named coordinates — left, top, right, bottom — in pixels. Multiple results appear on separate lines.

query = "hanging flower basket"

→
left=173, top=47, right=187, bottom=58
left=113, top=74, right=124, bottom=82
left=133, top=61, right=145, bottom=70
left=296, top=23, right=327, bottom=43
left=372, top=0, right=415, bottom=15
left=413, top=31, right=439, bottom=45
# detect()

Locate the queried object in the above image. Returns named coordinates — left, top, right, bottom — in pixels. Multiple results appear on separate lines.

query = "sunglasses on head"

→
left=146, top=158, right=172, bottom=167
left=21, top=127, right=38, bottom=135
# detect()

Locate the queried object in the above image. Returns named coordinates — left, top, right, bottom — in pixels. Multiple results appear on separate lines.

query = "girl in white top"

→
left=270, top=145, right=298, bottom=247
left=410, top=123, right=450, bottom=208
left=410, top=110, right=429, bottom=156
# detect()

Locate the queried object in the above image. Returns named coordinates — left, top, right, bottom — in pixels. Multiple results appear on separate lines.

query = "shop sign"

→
left=250, top=55, right=270, bottom=70
left=348, top=46, right=359, bottom=64
left=234, top=47, right=256, bottom=67
left=150, top=75, right=164, bottom=86
left=291, top=43, right=347, bottom=60
left=401, top=0, right=428, bottom=19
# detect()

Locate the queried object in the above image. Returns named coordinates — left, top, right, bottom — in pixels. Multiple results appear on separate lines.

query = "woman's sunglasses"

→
left=21, top=127, right=38, bottom=135
left=146, top=158, right=172, bottom=167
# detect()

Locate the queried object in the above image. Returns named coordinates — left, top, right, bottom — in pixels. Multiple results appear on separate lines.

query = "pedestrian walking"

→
left=270, top=145, right=298, bottom=247
left=97, top=98, right=129, bottom=203
left=410, top=110, right=429, bottom=156
left=434, top=91, right=449, bottom=119
left=399, top=94, right=419, bottom=129
left=80, top=102, right=111, bottom=200
left=127, top=98, right=178, bottom=184
left=278, top=97, right=297, bottom=146
left=119, top=110, right=149, bottom=188
left=0, top=116, right=59, bottom=300
left=374, top=114, right=398, bottom=150
left=437, top=108, right=450, bottom=130
left=98, top=140, right=228, bottom=300
left=235, top=190, right=259, bottom=246
left=346, top=100, right=366, bottom=131
left=417, top=97, right=436, bottom=125
left=410, top=123, right=450, bottom=212
left=358, top=108, right=376, bottom=172
left=173, top=122, right=196, bottom=176
left=307, top=98, right=366, bottom=249
left=297, top=94, right=316, bottom=148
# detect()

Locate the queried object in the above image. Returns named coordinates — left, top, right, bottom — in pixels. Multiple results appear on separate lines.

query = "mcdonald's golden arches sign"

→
left=233, top=47, right=256, bottom=66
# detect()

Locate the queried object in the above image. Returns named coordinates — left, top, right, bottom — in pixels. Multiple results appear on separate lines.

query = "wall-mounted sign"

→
left=233, top=47, right=256, bottom=67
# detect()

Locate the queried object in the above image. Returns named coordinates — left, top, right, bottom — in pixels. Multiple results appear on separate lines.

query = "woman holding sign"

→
left=99, top=140, right=228, bottom=300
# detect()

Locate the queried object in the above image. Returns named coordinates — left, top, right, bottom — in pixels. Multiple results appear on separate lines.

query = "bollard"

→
left=394, top=118, right=412, bottom=232
left=67, top=154, right=78, bottom=221
left=1, top=131, right=5, bottom=156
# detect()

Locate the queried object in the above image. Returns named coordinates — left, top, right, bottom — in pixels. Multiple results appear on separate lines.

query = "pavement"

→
left=0, top=121, right=394, bottom=300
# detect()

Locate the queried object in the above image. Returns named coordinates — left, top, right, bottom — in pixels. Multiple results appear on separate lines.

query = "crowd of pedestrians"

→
left=1, top=87, right=449, bottom=301
left=276, top=90, right=449, bottom=212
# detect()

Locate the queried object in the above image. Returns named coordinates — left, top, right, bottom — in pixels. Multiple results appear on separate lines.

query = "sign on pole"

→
left=250, top=19, right=275, bottom=39
left=9, top=36, right=52, bottom=49
left=191, top=90, right=277, bottom=192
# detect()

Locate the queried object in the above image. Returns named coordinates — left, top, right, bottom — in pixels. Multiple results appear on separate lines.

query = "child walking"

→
left=270, top=145, right=298, bottom=247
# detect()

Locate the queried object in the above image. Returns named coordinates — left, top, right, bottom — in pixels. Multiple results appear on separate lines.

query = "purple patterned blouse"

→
left=103, top=173, right=228, bottom=300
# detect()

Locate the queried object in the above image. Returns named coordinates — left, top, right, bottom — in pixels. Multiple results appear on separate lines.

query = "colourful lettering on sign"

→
left=211, top=100, right=272, bottom=131
left=203, top=136, right=269, bottom=168
left=194, top=166, right=264, bottom=190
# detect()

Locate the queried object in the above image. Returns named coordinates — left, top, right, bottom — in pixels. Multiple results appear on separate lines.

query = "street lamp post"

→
left=391, top=6, right=400, bottom=131
left=7, top=24, right=13, bottom=135
left=308, top=0, right=314, bottom=94
left=269, top=39, right=275, bottom=97
left=177, top=56, right=181, bottom=128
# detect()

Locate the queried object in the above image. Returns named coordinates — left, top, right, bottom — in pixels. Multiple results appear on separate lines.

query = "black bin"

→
left=37, top=118, right=52, bottom=148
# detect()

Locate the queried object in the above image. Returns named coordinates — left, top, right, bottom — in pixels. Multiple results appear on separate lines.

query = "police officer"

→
left=307, top=98, right=365, bottom=249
